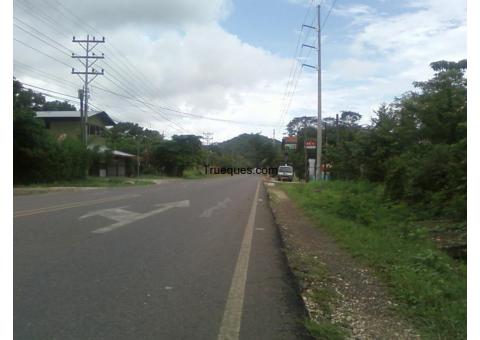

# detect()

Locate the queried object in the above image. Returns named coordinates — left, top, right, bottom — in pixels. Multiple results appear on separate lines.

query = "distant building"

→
left=35, top=110, right=136, bottom=177
left=87, top=145, right=136, bottom=177
left=282, top=136, right=297, bottom=150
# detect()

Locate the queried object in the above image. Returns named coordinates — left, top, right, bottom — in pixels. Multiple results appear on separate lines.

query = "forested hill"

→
left=210, top=133, right=282, bottom=168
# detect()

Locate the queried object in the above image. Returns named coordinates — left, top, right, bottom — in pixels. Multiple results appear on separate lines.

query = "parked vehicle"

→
left=277, top=165, right=294, bottom=182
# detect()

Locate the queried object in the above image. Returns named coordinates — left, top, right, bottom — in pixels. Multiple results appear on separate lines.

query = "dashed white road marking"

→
left=200, top=198, right=232, bottom=218
left=79, top=200, right=190, bottom=234
left=217, top=180, right=261, bottom=340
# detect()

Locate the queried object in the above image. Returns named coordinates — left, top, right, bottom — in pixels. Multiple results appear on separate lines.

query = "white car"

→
left=277, top=165, right=294, bottom=182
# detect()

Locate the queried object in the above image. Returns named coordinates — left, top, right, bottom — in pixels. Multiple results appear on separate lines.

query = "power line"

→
left=279, top=0, right=315, bottom=108
left=13, top=38, right=73, bottom=68
left=27, top=1, right=193, bottom=134
left=277, top=0, right=340, bottom=135
left=321, top=0, right=339, bottom=30
left=13, top=16, right=74, bottom=54
left=20, top=82, right=79, bottom=99
left=14, top=60, right=80, bottom=88
left=91, top=84, right=275, bottom=127
left=13, top=7, right=168, bottom=132
left=14, top=0, right=73, bottom=40
left=277, top=3, right=317, bottom=132
left=14, top=0, right=277, bottom=135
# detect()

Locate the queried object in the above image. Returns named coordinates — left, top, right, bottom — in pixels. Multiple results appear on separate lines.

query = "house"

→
left=35, top=110, right=137, bottom=177
left=35, top=110, right=115, bottom=145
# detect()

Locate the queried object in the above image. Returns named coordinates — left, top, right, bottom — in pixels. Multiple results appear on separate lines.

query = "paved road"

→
left=14, top=175, right=309, bottom=340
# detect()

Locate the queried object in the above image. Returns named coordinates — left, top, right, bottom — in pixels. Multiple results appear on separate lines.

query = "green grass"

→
left=281, top=180, right=467, bottom=340
left=15, top=176, right=155, bottom=187
left=305, top=319, right=348, bottom=340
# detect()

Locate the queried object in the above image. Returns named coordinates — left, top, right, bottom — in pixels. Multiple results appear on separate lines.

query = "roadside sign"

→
left=304, top=140, right=316, bottom=149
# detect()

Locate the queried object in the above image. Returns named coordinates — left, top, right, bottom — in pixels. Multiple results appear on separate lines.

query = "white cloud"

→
left=54, top=0, right=232, bottom=29
left=287, top=0, right=466, bottom=125
left=13, top=0, right=467, bottom=140
left=13, top=0, right=291, bottom=140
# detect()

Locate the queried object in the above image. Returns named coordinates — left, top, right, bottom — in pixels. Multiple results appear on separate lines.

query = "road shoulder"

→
left=264, top=182, right=419, bottom=339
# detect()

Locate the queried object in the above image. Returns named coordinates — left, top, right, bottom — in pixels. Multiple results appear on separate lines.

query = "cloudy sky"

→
left=13, top=0, right=466, bottom=142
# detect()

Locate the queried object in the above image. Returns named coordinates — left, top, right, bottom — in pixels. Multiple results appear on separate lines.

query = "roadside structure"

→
left=35, top=110, right=136, bottom=177
left=35, top=110, right=114, bottom=145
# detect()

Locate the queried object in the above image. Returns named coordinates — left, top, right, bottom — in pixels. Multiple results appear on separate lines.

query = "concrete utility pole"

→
left=136, top=136, right=140, bottom=177
left=72, top=35, right=105, bottom=146
left=203, top=132, right=213, bottom=166
left=301, top=4, right=322, bottom=180
left=78, top=89, right=84, bottom=142
left=336, top=113, right=339, bottom=145
left=316, top=4, right=322, bottom=181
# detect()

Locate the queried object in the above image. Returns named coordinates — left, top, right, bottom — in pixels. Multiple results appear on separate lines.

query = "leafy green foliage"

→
left=150, top=135, right=203, bottom=176
left=286, top=116, right=317, bottom=136
left=285, top=59, right=467, bottom=220
left=282, top=181, right=466, bottom=339
left=40, top=100, right=76, bottom=111
left=13, top=80, right=90, bottom=184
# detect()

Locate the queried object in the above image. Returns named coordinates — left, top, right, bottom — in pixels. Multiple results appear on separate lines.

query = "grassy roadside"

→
left=14, top=176, right=156, bottom=188
left=280, top=180, right=466, bottom=339
left=14, top=171, right=230, bottom=190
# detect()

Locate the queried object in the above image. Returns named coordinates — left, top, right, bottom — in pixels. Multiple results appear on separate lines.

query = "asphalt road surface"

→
left=14, top=175, right=310, bottom=340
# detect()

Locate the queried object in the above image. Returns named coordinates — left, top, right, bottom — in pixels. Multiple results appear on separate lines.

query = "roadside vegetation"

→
left=282, top=181, right=466, bottom=339
left=275, top=60, right=467, bottom=339
left=14, top=79, right=283, bottom=186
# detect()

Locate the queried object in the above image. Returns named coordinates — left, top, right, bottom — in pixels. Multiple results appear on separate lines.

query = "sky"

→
left=13, top=0, right=467, bottom=142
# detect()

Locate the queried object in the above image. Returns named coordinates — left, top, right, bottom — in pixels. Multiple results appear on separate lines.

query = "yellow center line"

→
left=14, top=194, right=140, bottom=218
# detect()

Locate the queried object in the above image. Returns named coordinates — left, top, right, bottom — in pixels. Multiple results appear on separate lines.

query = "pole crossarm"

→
left=302, top=43, right=317, bottom=50
left=302, top=63, right=317, bottom=70
left=72, top=54, right=105, bottom=59
left=71, top=70, right=105, bottom=75
left=302, top=24, right=317, bottom=31
left=72, top=37, right=105, bottom=43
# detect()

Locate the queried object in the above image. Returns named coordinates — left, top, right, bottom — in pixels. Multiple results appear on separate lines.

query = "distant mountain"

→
left=210, top=133, right=281, bottom=168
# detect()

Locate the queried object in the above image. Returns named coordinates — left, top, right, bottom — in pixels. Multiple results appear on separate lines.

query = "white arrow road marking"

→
left=79, top=206, right=138, bottom=222
left=79, top=200, right=190, bottom=234
left=200, top=198, right=232, bottom=218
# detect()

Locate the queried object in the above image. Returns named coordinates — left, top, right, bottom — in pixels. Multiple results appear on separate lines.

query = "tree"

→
left=340, top=111, right=361, bottom=126
left=286, top=116, right=317, bottom=136
left=151, top=135, right=203, bottom=176
left=40, top=100, right=76, bottom=111
left=13, top=79, right=90, bottom=183
left=287, top=60, right=467, bottom=220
